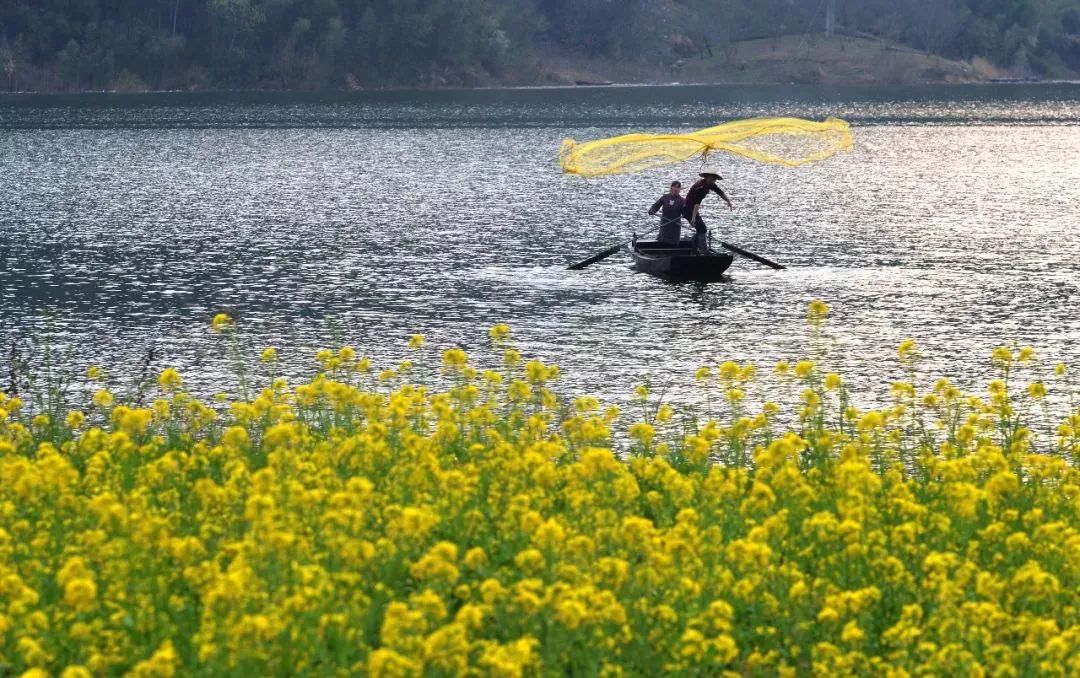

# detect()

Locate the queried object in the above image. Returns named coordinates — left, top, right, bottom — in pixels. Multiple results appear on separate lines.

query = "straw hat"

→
left=699, top=170, right=723, bottom=180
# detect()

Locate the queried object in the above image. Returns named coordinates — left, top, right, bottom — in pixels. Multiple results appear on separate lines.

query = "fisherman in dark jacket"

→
left=648, top=181, right=685, bottom=245
left=683, top=170, right=734, bottom=252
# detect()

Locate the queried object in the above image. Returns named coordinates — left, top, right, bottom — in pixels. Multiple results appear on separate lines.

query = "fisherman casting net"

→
left=559, top=117, right=853, bottom=177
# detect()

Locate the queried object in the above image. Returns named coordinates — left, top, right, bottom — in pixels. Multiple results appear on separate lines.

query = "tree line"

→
left=0, top=0, right=1077, bottom=91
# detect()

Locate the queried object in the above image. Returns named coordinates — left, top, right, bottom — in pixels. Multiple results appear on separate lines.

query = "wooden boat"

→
left=628, top=238, right=733, bottom=282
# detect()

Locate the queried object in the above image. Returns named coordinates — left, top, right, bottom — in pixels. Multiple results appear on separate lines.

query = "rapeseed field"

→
left=2, top=303, right=1079, bottom=676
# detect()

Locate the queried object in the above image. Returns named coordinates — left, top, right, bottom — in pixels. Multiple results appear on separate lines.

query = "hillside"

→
left=0, top=0, right=1076, bottom=92
left=533, top=35, right=1010, bottom=87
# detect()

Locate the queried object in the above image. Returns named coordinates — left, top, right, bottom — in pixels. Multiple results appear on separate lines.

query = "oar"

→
left=567, top=223, right=661, bottom=270
left=717, top=241, right=786, bottom=270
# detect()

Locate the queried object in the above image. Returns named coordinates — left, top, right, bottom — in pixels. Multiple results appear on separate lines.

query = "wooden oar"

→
left=567, top=223, right=661, bottom=270
left=717, top=241, right=786, bottom=270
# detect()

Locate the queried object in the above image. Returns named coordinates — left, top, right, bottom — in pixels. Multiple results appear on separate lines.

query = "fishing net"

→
left=559, top=117, right=853, bottom=176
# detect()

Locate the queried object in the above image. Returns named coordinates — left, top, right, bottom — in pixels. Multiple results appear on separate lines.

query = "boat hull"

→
left=628, top=240, right=733, bottom=282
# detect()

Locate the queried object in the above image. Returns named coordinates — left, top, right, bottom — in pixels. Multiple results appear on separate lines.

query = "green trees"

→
left=952, top=0, right=1040, bottom=67
left=0, top=0, right=1075, bottom=90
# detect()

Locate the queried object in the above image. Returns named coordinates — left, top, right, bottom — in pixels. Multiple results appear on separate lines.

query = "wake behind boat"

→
left=567, top=228, right=782, bottom=275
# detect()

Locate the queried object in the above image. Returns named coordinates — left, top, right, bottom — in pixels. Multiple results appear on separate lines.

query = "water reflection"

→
left=0, top=85, right=1078, bottom=411
left=3, top=84, right=1080, bottom=130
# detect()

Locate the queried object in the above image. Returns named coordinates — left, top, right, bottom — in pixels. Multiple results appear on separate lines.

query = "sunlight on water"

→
left=1, top=85, right=1078, bottom=408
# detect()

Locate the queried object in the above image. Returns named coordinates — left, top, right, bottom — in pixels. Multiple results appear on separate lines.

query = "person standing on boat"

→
left=682, top=170, right=733, bottom=252
left=648, top=181, right=685, bottom=245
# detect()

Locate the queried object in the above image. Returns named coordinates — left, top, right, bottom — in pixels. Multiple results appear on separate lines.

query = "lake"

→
left=1, top=84, right=1079, bottom=408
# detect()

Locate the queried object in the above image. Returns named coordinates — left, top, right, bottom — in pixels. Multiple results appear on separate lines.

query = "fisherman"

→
left=683, top=170, right=733, bottom=252
left=647, top=180, right=685, bottom=245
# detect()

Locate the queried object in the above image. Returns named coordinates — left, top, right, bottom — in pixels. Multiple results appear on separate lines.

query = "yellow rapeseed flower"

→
left=897, top=338, right=919, bottom=362
left=92, top=389, right=114, bottom=408
left=656, top=404, right=673, bottom=423
left=718, top=361, right=740, bottom=382
left=841, top=621, right=865, bottom=644
left=817, top=606, right=840, bottom=623
left=158, top=367, right=183, bottom=391
left=992, top=346, right=1013, bottom=366
left=794, top=360, right=815, bottom=379
left=442, top=348, right=469, bottom=370
left=63, top=578, right=98, bottom=612
left=464, top=547, right=487, bottom=570
left=526, top=360, right=550, bottom=384
left=129, top=640, right=179, bottom=677
left=628, top=422, right=655, bottom=446
left=65, top=410, right=86, bottom=429
left=857, top=410, right=885, bottom=432
left=807, top=299, right=829, bottom=323
left=507, top=380, right=531, bottom=402
left=574, top=396, right=599, bottom=413
left=211, top=313, right=233, bottom=332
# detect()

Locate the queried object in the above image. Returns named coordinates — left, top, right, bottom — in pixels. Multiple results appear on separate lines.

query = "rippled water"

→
left=1, top=85, right=1079, bottom=407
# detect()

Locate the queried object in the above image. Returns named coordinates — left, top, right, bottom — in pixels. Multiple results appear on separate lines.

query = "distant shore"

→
left=2, top=79, right=1076, bottom=99
left=530, top=35, right=1035, bottom=89
left=3, top=35, right=1070, bottom=96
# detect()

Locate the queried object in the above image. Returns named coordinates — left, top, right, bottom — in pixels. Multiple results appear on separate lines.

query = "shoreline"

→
left=2, top=79, right=1079, bottom=99
left=4, top=32, right=1076, bottom=96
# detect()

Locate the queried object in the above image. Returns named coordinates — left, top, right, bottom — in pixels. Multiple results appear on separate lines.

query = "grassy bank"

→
left=672, top=35, right=1000, bottom=85
left=543, top=35, right=1005, bottom=87
left=2, top=303, right=1079, bottom=675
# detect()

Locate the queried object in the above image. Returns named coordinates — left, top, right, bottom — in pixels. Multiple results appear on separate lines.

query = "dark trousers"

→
left=657, top=216, right=682, bottom=245
left=682, top=209, right=708, bottom=251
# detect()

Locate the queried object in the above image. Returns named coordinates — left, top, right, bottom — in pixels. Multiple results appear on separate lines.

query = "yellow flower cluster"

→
left=1, top=310, right=1080, bottom=675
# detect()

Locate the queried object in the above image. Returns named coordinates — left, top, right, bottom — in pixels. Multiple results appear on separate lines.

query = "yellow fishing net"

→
left=559, top=117, right=853, bottom=176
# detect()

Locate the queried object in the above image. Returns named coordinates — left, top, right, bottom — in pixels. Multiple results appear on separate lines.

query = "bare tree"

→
left=909, top=0, right=963, bottom=55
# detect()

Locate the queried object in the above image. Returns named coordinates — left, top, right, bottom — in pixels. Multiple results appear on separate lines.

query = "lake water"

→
left=1, top=85, right=1079, bottom=409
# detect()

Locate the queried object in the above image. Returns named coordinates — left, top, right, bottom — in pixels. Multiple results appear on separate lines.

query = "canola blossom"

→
left=559, top=117, right=854, bottom=177
left=2, top=307, right=1080, bottom=675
